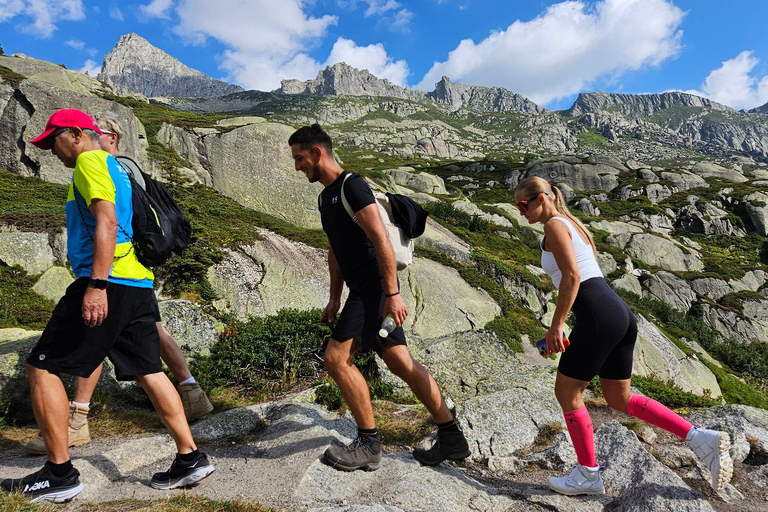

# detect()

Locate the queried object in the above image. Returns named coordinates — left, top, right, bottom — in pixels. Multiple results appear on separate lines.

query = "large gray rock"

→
left=595, top=421, right=714, bottom=511
left=99, top=33, right=243, bottom=98
left=524, top=160, right=620, bottom=192
left=2, top=77, right=150, bottom=184
left=744, top=191, right=768, bottom=236
left=699, top=302, right=768, bottom=345
left=414, top=218, right=472, bottom=264
left=626, top=234, right=704, bottom=272
left=429, top=76, right=545, bottom=114
left=0, top=225, right=56, bottom=275
left=0, top=55, right=110, bottom=95
left=157, top=120, right=323, bottom=229
left=32, top=265, right=74, bottom=302
left=399, top=259, right=500, bottom=338
left=689, top=162, right=747, bottom=183
left=401, top=330, right=563, bottom=460
left=157, top=300, right=223, bottom=358
left=691, top=277, right=732, bottom=301
left=208, top=231, right=332, bottom=320
left=382, top=167, right=447, bottom=194
left=633, top=315, right=721, bottom=398
left=642, top=271, right=696, bottom=312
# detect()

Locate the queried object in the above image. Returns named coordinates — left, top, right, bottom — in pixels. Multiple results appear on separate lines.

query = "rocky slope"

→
left=98, top=33, right=243, bottom=98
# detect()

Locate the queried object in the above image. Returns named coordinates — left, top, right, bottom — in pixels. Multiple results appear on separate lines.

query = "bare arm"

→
left=83, top=198, right=118, bottom=327
left=354, top=203, right=408, bottom=326
left=321, top=243, right=344, bottom=325
left=544, top=219, right=581, bottom=354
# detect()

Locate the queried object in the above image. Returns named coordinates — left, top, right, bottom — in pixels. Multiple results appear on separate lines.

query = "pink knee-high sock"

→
left=563, top=406, right=596, bottom=467
left=627, top=394, right=693, bottom=439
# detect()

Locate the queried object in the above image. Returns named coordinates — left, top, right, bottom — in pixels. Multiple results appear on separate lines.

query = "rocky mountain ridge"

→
left=98, top=33, right=243, bottom=98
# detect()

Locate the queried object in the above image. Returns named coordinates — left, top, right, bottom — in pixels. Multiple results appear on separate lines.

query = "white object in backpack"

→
left=340, top=173, right=414, bottom=271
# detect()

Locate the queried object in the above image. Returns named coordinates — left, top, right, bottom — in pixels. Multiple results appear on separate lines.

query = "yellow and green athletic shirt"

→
left=66, top=150, right=154, bottom=288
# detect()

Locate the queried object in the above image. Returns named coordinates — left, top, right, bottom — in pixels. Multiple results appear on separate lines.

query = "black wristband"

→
left=384, top=291, right=399, bottom=297
left=88, top=278, right=108, bottom=289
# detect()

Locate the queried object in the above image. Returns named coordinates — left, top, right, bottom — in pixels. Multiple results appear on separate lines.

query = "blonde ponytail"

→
left=517, top=176, right=598, bottom=258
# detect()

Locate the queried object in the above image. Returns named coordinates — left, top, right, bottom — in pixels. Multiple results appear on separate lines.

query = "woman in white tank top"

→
left=514, top=176, right=733, bottom=497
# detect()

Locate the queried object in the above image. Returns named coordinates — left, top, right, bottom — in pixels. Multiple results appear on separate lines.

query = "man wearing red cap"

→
left=0, top=109, right=214, bottom=502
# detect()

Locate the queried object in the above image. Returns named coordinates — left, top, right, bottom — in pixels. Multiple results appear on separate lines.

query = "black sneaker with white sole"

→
left=150, top=451, right=215, bottom=490
left=1, top=463, right=84, bottom=503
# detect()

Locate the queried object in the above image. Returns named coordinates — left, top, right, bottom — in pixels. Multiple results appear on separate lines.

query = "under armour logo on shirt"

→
left=332, top=196, right=339, bottom=204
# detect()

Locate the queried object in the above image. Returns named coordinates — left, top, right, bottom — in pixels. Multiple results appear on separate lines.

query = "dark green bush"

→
left=0, top=265, right=56, bottom=329
left=193, top=308, right=330, bottom=391
left=630, top=375, right=719, bottom=408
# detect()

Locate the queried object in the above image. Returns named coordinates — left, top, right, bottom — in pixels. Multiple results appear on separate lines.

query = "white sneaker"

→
left=548, top=464, right=605, bottom=496
left=686, top=426, right=733, bottom=492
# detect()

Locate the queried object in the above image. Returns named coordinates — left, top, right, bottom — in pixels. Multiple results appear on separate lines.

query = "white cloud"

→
left=78, top=59, right=101, bottom=76
left=683, top=51, right=768, bottom=110
left=415, top=0, right=685, bottom=106
left=140, top=0, right=174, bottom=19
left=390, top=9, right=413, bottom=32
left=363, top=0, right=400, bottom=17
left=324, top=37, right=409, bottom=86
left=109, top=6, right=124, bottom=21
left=65, top=39, right=85, bottom=50
left=171, top=0, right=338, bottom=90
left=0, top=0, right=85, bottom=38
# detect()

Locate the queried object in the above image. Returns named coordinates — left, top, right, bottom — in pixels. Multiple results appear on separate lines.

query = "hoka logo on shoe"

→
left=24, top=480, right=50, bottom=492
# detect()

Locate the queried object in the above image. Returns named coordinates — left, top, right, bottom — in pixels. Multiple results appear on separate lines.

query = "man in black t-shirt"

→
left=289, top=124, right=470, bottom=471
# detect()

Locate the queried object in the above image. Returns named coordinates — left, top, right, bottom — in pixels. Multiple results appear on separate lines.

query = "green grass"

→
left=0, top=265, right=55, bottom=329
left=0, top=170, right=67, bottom=232
left=0, top=65, right=26, bottom=87
left=577, top=129, right=609, bottom=146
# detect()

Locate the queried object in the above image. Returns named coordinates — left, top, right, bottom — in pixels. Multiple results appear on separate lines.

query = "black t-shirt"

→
left=320, top=172, right=379, bottom=287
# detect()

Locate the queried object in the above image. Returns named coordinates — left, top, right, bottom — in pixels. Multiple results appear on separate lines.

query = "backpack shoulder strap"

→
left=339, top=172, right=358, bottom=224
left=115, top=155, right=146, bottom=191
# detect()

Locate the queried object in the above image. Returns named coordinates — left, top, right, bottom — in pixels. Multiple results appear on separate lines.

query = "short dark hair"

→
left=288, top=123, right=333, bottom=152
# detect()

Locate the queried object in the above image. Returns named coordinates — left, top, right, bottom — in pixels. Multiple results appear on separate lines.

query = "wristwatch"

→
left=88, top=278, right=109, bottom=289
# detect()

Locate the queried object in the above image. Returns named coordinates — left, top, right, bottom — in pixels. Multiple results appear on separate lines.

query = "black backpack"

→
left=73, top=156, right=191, bottom=268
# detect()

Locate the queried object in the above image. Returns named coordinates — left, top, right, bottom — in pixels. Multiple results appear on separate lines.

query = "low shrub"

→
left=0, top=265, right=56, bottom=329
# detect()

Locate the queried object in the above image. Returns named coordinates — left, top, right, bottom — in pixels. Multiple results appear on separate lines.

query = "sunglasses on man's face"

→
left=516, top=192, right=548, bottom=213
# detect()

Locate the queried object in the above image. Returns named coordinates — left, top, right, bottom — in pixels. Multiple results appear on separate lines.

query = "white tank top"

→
left=541, top=216, right=603, bottom=289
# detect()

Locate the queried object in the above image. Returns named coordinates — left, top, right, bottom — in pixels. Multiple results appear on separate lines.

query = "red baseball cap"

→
left=30, top=109, right=103, bottom=150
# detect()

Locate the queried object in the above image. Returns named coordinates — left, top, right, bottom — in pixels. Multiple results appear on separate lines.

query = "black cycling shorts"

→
left=558, top=277, right=637, bottom=382
left=332, top=276, right=407, bottom=355
left=27, top=277, right=162, bottom=381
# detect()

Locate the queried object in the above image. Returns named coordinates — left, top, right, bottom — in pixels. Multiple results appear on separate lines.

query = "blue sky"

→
left=1, top=0, right=767, bottom=110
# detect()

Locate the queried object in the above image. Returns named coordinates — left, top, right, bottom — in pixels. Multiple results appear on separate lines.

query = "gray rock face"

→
left=428, top=76, right=545, bottom=114
left=626, top=234, right=704, bottom=272
left=382, top=167, right=447, bottom=194
left=0, top=225, right=55, bottom=275
left=1, top=76, right=150, bottom=184
left=699, top=301, right=768, bottom=345
left=642, top=271, right=696, bottom=312
left=157, top=120, right=323, bottom=229
left=99, top=33, right=243, bottom=98
left=633, top=315, right=721, bottom=398
left=414, top=218, right=472, bottom=264
left=157, top=300, right=223, bottom=358
left=0, top=55, right=110, bottom=95
left=566, top=91, right=734, bottom=118
left=745, top=191, right=768, bottom=236
left=523, top=159, right=620, bottom=192
left=679, top=202, right=747, bottom=236
left=400, top=330, right=563, bottom=460
left=595, top=421, right=714, bottom=512
left=32, top=266, right=74, bottom=302
left=279, top=62, right=425, bottom=101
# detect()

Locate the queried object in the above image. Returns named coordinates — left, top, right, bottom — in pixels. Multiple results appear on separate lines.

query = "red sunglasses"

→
left=516, top=192, right=548, bottom=213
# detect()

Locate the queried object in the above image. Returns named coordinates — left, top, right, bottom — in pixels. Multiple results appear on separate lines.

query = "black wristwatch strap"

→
left=88, top=278, right=109, bottom=289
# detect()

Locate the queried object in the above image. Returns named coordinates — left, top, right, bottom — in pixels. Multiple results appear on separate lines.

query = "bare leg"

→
left=379, top=343, right=452, bottom=423
left=26, top=365, right=70, bottom=463
left=157, top=323, right=192, bottom=382
left=600, top=378, right=632, bottom=414
left=135, top=372, right=196, bottom=454
left=554, top=371, right=590, bottom=412
left=324, top=338, right=375, bottom=429
left=74, top=363, right=103, bottom=404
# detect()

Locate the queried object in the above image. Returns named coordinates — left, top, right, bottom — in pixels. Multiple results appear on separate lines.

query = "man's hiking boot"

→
left=324, top=436, right=382, bottom=471
left=24, top=404, right=91, bottom=456
left=1, top=463, right=84, bottom=503
left=150, top=451, right=215, bottom=490
left=179, top=382, right=213, bottom=421
left=413, top=430, right=471, bottom=466
left=686, top=426, right=734, bottom=492
left=549, top=464, right=605, bottom=496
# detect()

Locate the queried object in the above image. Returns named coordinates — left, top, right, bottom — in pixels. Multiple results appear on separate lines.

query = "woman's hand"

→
left=545, top=325, right=566, bottom=355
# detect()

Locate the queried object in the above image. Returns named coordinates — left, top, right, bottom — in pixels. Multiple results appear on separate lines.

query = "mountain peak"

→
left=98, top=33, right=243, bottom=98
